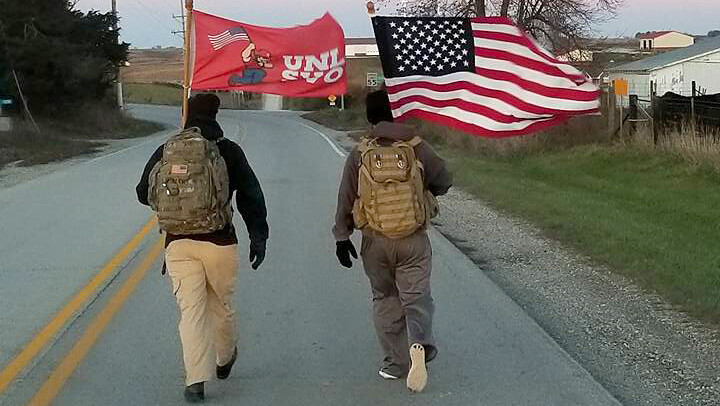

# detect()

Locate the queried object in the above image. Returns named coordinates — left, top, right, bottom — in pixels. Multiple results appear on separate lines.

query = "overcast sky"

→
left=74, top=0, right=719, bottom=49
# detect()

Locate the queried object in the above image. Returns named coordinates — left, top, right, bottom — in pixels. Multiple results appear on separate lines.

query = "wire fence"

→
left=656, top=92, right=720, bottom=131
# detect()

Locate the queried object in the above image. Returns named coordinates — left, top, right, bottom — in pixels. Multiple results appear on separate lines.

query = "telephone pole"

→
left=112, top=0, right=124, bottom=109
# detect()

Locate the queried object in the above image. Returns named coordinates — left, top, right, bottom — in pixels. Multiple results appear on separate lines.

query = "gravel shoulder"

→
left=434, top=188, right=720, bottom=406
left=315, top=119, right=720, bottom=406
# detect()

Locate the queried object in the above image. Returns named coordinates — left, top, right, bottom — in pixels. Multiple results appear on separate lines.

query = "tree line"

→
left=0, top=0, right=128, bottom=114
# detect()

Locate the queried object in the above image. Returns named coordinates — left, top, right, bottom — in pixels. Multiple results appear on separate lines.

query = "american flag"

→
left=208, top=27, right=250, bottom=50
left=372, top=17, right=601, bottom=137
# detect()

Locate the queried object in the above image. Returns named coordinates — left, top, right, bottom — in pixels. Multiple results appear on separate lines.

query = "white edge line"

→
left=86, top=134, right=166, bottom=164
left=296, top=121, right=347, bottom=157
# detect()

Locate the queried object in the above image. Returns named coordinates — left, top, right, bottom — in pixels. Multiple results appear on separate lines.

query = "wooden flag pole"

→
left=181, top=0, right=194, bottom=127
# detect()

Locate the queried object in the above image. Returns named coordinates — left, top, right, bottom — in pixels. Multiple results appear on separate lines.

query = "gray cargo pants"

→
left=361, top=229, right=437, bottom=377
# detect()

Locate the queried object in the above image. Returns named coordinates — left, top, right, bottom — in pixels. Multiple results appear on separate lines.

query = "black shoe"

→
left=184, top=382, right=204, bottom=403
left=216, top=346, right=238, bottom=380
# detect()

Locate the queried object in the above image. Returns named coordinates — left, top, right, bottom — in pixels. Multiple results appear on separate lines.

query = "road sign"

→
left=328, top=94, right=337, bottom=106
left=614, top=79, right=628, bottom=96
left=367, top=72, right=378, bottom=87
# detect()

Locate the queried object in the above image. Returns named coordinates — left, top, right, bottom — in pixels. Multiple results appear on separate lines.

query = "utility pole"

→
left=112, top=0, right=124, bottom=109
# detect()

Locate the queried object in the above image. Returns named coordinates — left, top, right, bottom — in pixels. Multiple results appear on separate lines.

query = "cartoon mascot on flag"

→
left=229, top=42, right=274, bottom=85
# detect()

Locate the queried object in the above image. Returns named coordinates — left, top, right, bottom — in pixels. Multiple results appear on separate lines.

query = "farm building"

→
left=608, top=36, right=720, bottom=102
left=345, top=37, right=379, bottom=58
left=638, top=31, right=694, bottom=51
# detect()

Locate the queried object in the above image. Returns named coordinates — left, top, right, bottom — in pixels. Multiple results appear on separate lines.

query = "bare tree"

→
left=476, top=0, right=486, bottom=16
left=378, top=0, right=624, bottom=51
left=499, top=0, right=511, bottom=16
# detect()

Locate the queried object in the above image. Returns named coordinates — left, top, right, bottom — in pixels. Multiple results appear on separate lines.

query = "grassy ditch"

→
left=1, top=107, right=164, bottom=170
left=123, top=82, right=183, bottom=106
left=304, top=109, right=720, bottom=323
left=302, top=108, right=369, bottom=132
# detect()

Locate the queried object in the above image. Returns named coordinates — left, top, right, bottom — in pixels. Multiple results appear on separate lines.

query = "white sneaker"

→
left=378, top=369, right=400, bottom=380
left=406, top=343, right=428, bottom=392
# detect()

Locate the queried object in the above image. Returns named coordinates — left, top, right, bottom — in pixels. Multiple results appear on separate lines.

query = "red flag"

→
left=191, top=11, right=347, bottom=97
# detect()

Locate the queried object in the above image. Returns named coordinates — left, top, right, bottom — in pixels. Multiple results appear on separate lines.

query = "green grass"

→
left=438, top=143, right=720, bottom=322
left=302, top=108, right=369, bottom=131
left=123, top=82, right=182, bottom=106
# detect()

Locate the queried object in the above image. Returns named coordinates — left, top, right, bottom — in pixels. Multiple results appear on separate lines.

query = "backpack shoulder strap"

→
left=407, top=136, right=423, bottom=147
left=357, top=137, right=377, bottom=155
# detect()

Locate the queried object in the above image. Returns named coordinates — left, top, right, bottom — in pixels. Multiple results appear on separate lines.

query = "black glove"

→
left=336, top=240, right=357, bottom=268
left=249, top=240, right=266, bottom=270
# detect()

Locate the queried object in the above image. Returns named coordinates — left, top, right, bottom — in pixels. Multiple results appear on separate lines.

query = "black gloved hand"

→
left=336, top=240, right=358, bottom=268
left=249, top=240, right=266, bottom=270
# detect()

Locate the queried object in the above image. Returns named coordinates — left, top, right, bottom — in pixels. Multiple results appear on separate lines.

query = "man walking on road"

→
left=333, top=90, right=452, bottom=393
left=136, top=94, right=269, bottom=403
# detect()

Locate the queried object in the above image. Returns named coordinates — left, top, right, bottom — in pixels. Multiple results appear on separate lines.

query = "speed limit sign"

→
left=367, top=72, right=378, bottom=87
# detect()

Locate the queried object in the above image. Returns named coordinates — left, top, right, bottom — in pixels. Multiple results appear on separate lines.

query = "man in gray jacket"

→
left=333, top=90, right=452, bottom=392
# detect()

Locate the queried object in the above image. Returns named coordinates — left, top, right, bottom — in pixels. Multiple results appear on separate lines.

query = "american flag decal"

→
left=208, top=27, right=250, bottom=50
left=372, top=16, right=601, bottom=137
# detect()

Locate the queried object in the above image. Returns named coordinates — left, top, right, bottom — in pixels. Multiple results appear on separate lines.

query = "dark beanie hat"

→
left=366, top=90, right=394, bottom=125
left=188, top=93, right=221, bottom=120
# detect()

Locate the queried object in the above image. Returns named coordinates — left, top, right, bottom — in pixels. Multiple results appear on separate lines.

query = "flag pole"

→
left=181, top=0, right=194, bottom=127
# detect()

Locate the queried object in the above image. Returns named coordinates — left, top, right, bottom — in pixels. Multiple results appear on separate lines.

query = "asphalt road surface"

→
left=0, top=105, right=621, bottom=406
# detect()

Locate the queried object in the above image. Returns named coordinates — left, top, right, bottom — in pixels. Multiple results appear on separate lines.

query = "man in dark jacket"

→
left=136, top=94, right=268, bottom=403
left=333, top=90, right=452, bottom=393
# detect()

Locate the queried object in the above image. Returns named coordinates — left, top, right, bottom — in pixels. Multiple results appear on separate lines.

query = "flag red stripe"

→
left=391, top=95, right=547, bottom=124
left=474, top=48, right=585, bottom=82
left=473, top=30, right=567, bottom=66
left=474, top=67, right=600, bottom=102
left=386, top=80, right=598, bottom=115
left=396, top=109, right=571, bottom=138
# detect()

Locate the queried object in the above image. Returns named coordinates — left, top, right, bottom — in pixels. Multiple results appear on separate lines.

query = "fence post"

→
left=691, top=81, right=697, bottom=136
left=608, top=86, right=615, bottom=139
left=650, top=81, right=659, bottom=145
left=619, top=95, right=624, bottom=139
left=629, top=95, right=638, bottom=136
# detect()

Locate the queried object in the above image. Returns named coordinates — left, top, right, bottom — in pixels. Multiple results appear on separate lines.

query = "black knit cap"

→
left=366, top=90, right=394, bottom=125
left=188, top=93, right=221, bottom=120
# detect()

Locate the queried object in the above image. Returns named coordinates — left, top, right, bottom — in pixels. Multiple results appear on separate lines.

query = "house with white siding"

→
left=608, top=36, right=720, bottom=103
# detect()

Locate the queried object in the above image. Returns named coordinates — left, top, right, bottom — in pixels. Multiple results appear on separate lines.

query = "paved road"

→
left=0, top=105, right=620, bottom=405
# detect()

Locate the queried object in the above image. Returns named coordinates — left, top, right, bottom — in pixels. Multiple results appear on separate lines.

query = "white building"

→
left=608, top=36, right=720, bottom=102
left=638, top=31, right=694, bottom=51
left=345, top=37, right=379, bottom=58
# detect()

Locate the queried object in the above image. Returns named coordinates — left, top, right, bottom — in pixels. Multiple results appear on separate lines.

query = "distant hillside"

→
left=121, top=48, right=183, bottom=84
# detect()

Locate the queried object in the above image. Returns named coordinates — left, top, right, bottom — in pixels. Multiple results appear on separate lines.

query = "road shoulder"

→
left=302, top=115, right=720, bottom=406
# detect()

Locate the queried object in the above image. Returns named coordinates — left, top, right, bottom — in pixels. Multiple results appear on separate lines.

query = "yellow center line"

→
left=27, top=238, right=165, bottom=406
left=0, top=217, right=158, bottom=395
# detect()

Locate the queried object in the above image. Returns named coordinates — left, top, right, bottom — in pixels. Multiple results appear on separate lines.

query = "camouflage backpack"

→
left=352, top=136, right=438, bottom=239
left=148, top=127, right=232, bottom=235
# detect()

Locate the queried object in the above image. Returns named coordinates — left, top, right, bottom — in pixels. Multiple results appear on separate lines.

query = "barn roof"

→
left=608, top=36, right=720, bottom=73
left=345, top=37, right=377, bottom=45
left=637, top=31, right=678, bottom=39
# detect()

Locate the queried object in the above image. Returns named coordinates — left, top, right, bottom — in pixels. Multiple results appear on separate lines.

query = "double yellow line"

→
left=0, top=217, right=164, bottom=405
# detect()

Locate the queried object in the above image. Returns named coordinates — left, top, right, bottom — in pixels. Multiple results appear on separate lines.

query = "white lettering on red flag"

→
left=192, top=11, right=347, bottom=97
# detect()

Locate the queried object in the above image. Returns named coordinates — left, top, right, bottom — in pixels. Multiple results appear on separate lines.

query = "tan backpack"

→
left=148, top=127, right=232, bottom=235
left=352, top=136, right=438, bottom=239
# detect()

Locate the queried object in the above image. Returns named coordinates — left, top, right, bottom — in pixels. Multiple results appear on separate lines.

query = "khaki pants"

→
left=361, top=229, right=436, bottom=377
left=166, top=240, right=238, bottom=385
